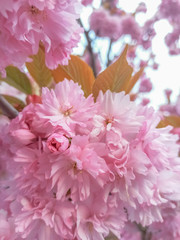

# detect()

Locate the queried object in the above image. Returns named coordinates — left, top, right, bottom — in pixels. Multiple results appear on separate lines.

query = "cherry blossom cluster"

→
left=157, top=0, right=180, bottom=55
left=80, top=0, right=159, bottom=87
left=0, top=0, right=82, bottom=76
left=159, top=90, right=180, bottom=145
left=89, top=6, right=150, bottom=47
left=84, top=0, right=180, bottom=70
left=82, top=0, right=93, bottom=7
left=0, top=79, right=180, bottom=239
left=160, top=91, right=180, bottom=116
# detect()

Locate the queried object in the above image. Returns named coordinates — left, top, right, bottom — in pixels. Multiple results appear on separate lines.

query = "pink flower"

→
left=136, top=2, right=147, bottom=13
left=49, top=134, right=108, bottom=201
left=89, top=8, right=121, bottom=40
left=105, top=129, right=129, bottom=177
left=82, top=0, right=93, bottom=6
left=14, top=196, right=75, bottom=239
left=0, top=0, right=13, bottom=18
left=120, top=15, right=142, bottom=41
left=140, top=19, right=156, bottom=49
left=0, top=209, right=17, bottom=240
left=171, top=127, right=180, bottom=136
left=165, top=28, right=180, bottom=54
left=158, top=0, right=180, bottom=22
left=47, top=133, right=70, bottom=153
left=0, top=0, right=82, bottom=72
left=121, top=221, right=141, bottom=240
left=75, top=194, right=126, bottom=240
left=1, top=79, right=180, bottom=239
left=139, top=78, right=153, bottom=93
left=93, top=90, right=180, bottom=226
left=160, top=104, right=177, bottom=115
left=141, top=98, right=150, bottom=106
left=0, top=15, right=32, bottom=76
left=149, top=210, right=180, bottom=240
left=34, top=79, right=96, bottom=134
left=91, top=90, right=143, bottom=141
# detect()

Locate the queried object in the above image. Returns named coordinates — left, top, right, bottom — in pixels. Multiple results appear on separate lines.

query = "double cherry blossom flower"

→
left=0, top=0, right=82, bottom=76
left=0, top=79, right=180, bottom=239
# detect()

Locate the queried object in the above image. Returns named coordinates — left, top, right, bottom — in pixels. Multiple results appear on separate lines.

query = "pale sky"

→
left=74, top=0, right=180, bottom=108
left=119, top=0, right=180, bottom=108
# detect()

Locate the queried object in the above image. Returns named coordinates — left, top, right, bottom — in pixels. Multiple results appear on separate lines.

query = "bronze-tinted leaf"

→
left=165, top=115, right=180, bottom=128
left=157, top=115, right=180, bottom=128
left=92, top=45, right=133, bottom=99
left=125, top=66, right=145, bottom=94
left=26, top=47, right=52, bottom=88
left=52, top=55, right=95, bottom=97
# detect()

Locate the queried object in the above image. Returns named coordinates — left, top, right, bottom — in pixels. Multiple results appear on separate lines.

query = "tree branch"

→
left=0, top=95, right=18, bottom=119
left=78, top=19, right=97, bottom=77
left=107, top=39, right=113, bottom=67
left=136, top=223, right=152, bottom=240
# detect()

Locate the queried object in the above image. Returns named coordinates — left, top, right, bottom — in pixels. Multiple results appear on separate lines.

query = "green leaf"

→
left=1, top=66, right=32, bottom=94
left=26, top=46, right=52, bottom=88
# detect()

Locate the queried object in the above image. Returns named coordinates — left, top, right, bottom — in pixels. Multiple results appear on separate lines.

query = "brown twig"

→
left=78, top=19, right=97, bottom=77
left=0, top=94, right=18, bottom=119
left=107, top=39, right=113, bottom=67
left=136, top=223, right=152, bottom=240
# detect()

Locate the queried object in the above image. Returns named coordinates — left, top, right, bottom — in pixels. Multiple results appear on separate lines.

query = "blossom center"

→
left=63, top=106, right=74, bottom=116
left=104, top=117, right=114, bottom=130
left=105, top=118, right=113, bottom=125
left=30, top=5, right=39, bottom=15
left=51, top=138, right=62, bottom=151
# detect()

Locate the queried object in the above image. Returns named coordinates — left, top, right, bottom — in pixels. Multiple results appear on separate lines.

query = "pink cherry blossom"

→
left=139, top=78, right=153, bottom=93
left=89, top=8, right=121, bottom=40
left=92, top=90, right=143, bottom=140
left=0, top=0, right=82, bottom=73
left=158, top=0, right=180, bottom=22
left=121, top=221, right=141, bottom=240
left=149, top=210, right=180, bottom=240
left=0, top=0, right=14, bottom=18
left=141, top=98, right=150, bottom=106
left=47, top=133, right=70, bottom=153
left=135, top=2, right=147, bottom=13
left=93, top=90, right=180, bottom=226
left=82, top=0, right=93, bottom=6
left=120, top=15, right=142, bottom=42
left=34, top=79, right=96, bottom=134
left=0, top=209, right=17, bottom=240
left=0, top=79, right=180, bottom=239
left=165, top=28, right=180, bottom=55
